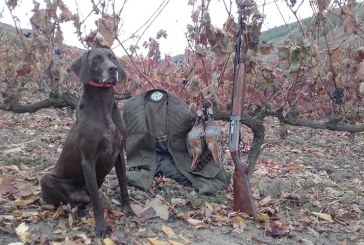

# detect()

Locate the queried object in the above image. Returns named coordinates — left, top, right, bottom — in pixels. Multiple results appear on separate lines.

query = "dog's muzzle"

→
left=101, top=66, right=118, bottom=85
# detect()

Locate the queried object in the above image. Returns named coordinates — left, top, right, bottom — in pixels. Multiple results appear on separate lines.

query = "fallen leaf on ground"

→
left=85, top=217, right=96, bottom=228
left=110, top=229, right=128, bottom=244
left=187, top=218, right=208, bottom=229
left=130, top=203, right=146, bottom=217
left=205, top=202, right=213, bottom=211
left=162, top=224, right=177, bottom=239
left=146, top=196, right=169, bottom=220
left=75, top=233, right=91, bottom=244
left=265, top=220, right=290, bottom=237
left=176, top=212, right=190, bottom=220
left=169, top=240, right=184, bottom=245
left=103, top=238, right=115, bottom=245
left=259, top=196, right=272, bottom=206
left=68, top=213, right=73, bottom=228
left=311, top=212, right=334, bottom=222
left=52, top=229, right=66, bottom=235
left=14, top=195, right=39, bottom=207
left=148, top=238, right=170, bottom=245
left=231, top=222, right=246, bottom=233
left=11, top=210, right=23, bottom=217
left=111, top=209, right=124, bottom=218
left=291, top=149, right=302, bottom=154
left=15, top=222, right=35, bottom=243
left=0, top=177, right=18, bottom=195
left=256, top=213, right=270, bottom=223
left=211, top=214, right=229, bottom=222
left=299, top=212, right=311, bottom=224
left=52, top=206, right=63, bottom=219
left=251, top=236, right=267, bottom=244
left=140, top=207, right=157, bottom=220
left=236, top=215, right=245, bottom=224
left=16, top=182, right=38, bottom=197
left=178, top=231, right=191, bottom=244
left=187, top=218, right=205, bottom=226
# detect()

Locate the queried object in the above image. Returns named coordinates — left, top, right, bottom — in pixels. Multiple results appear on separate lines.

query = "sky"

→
left=0, top=0, right=314, bottom=56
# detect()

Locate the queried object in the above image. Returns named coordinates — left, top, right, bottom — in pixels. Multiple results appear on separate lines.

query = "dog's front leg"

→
left=115, top=153, right=134, bottom=216
left=112, top=103, right=134, bottom=216
left=81, top=156, right=111, bottom=237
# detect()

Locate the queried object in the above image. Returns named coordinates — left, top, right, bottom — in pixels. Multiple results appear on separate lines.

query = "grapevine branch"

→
left=332, top=18, right=364, bottom=52
left=0, top=92, right=131, bottom=113
left=134, top=0, right=170, bottom=48
left=283, top=0, right=305, bottom=35
left=115, top=37, right=156, bottom=89
left=273, top=0, right=293, bottom=39
left=222, top=0, right=232, bottom=15
left=119, top=0, right=169, bottom=45
left=214, top=110, right=364, bottom=134
left=116, top=0, right=170, bottom=51
left=217, top=52, right=232, bottom=87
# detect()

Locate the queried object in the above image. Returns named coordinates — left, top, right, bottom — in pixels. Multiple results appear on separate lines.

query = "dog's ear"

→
left=71, top=51, right=90, bottom=84
left=114, top=54, right=128, bottom=84
left=117, top=60, right=127, bottom=84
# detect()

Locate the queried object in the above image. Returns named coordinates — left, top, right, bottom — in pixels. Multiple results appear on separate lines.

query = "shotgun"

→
left=228, top=15, right=258, bottom=217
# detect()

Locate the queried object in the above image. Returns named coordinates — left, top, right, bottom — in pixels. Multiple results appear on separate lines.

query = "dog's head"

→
left=71, top=48, right=127, bottom=86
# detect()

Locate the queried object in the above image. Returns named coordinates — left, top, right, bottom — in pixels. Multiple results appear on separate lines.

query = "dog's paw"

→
left=69, top=190, right=90, bottom=204
left=95, top=222, right=112, bottom=237
left=123, top=204, right=135, bottom=217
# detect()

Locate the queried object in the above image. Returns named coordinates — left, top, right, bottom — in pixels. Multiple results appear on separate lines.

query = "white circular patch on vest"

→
left=150, top=91, right=164, bottom=101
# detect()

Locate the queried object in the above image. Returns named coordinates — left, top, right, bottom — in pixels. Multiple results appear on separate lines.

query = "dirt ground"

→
left=0, top=107, right=363, bottom=245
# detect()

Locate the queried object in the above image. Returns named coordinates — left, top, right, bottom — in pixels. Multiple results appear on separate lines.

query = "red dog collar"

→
left=87, top=80, right=114, bottom=88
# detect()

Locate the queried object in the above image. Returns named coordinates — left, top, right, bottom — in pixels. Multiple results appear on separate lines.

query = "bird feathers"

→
left=186, top=102, right=223, bottom=170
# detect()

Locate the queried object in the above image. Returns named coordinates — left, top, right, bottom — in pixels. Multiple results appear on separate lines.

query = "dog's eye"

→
left=93, top=55, right=103, bottom=64
left=108, top=54, right=117, bottom=61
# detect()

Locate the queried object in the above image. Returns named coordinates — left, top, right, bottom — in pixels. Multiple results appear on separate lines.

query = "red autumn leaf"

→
left=140, top=207, right=157, bottom=220
left=16, top=62, right=31, bottom=76
left=250, top=91, right=263, bottom=107
left=0, top=177, right=19, bottom=195
left=16, top=182, right=38, bottom=198
left=265, top=220, right=290, bottom=237
left=110, top=229, right=128, bottom=244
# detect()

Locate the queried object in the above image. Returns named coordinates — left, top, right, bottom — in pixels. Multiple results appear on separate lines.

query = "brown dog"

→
left=40, top=48, right=133, bottom=237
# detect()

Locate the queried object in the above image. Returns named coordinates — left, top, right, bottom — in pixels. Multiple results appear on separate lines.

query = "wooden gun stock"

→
left=228, top=63, right=258, bottom=217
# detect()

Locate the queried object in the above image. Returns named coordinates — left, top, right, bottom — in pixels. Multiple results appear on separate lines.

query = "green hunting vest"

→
left=123, top=89, right=229, bottom=195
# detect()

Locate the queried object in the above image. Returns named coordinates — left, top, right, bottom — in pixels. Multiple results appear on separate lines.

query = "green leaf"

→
left=303, top=38, right=312, bottom=48
left=289, top=61, right=300, bottom=73
left=290, top=46, right=301, bottom=63
left=277, top=46, right=290, bottom=59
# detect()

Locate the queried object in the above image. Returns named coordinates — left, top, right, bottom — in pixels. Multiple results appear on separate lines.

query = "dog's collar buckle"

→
left=87, top=80, right=114, bottom=88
